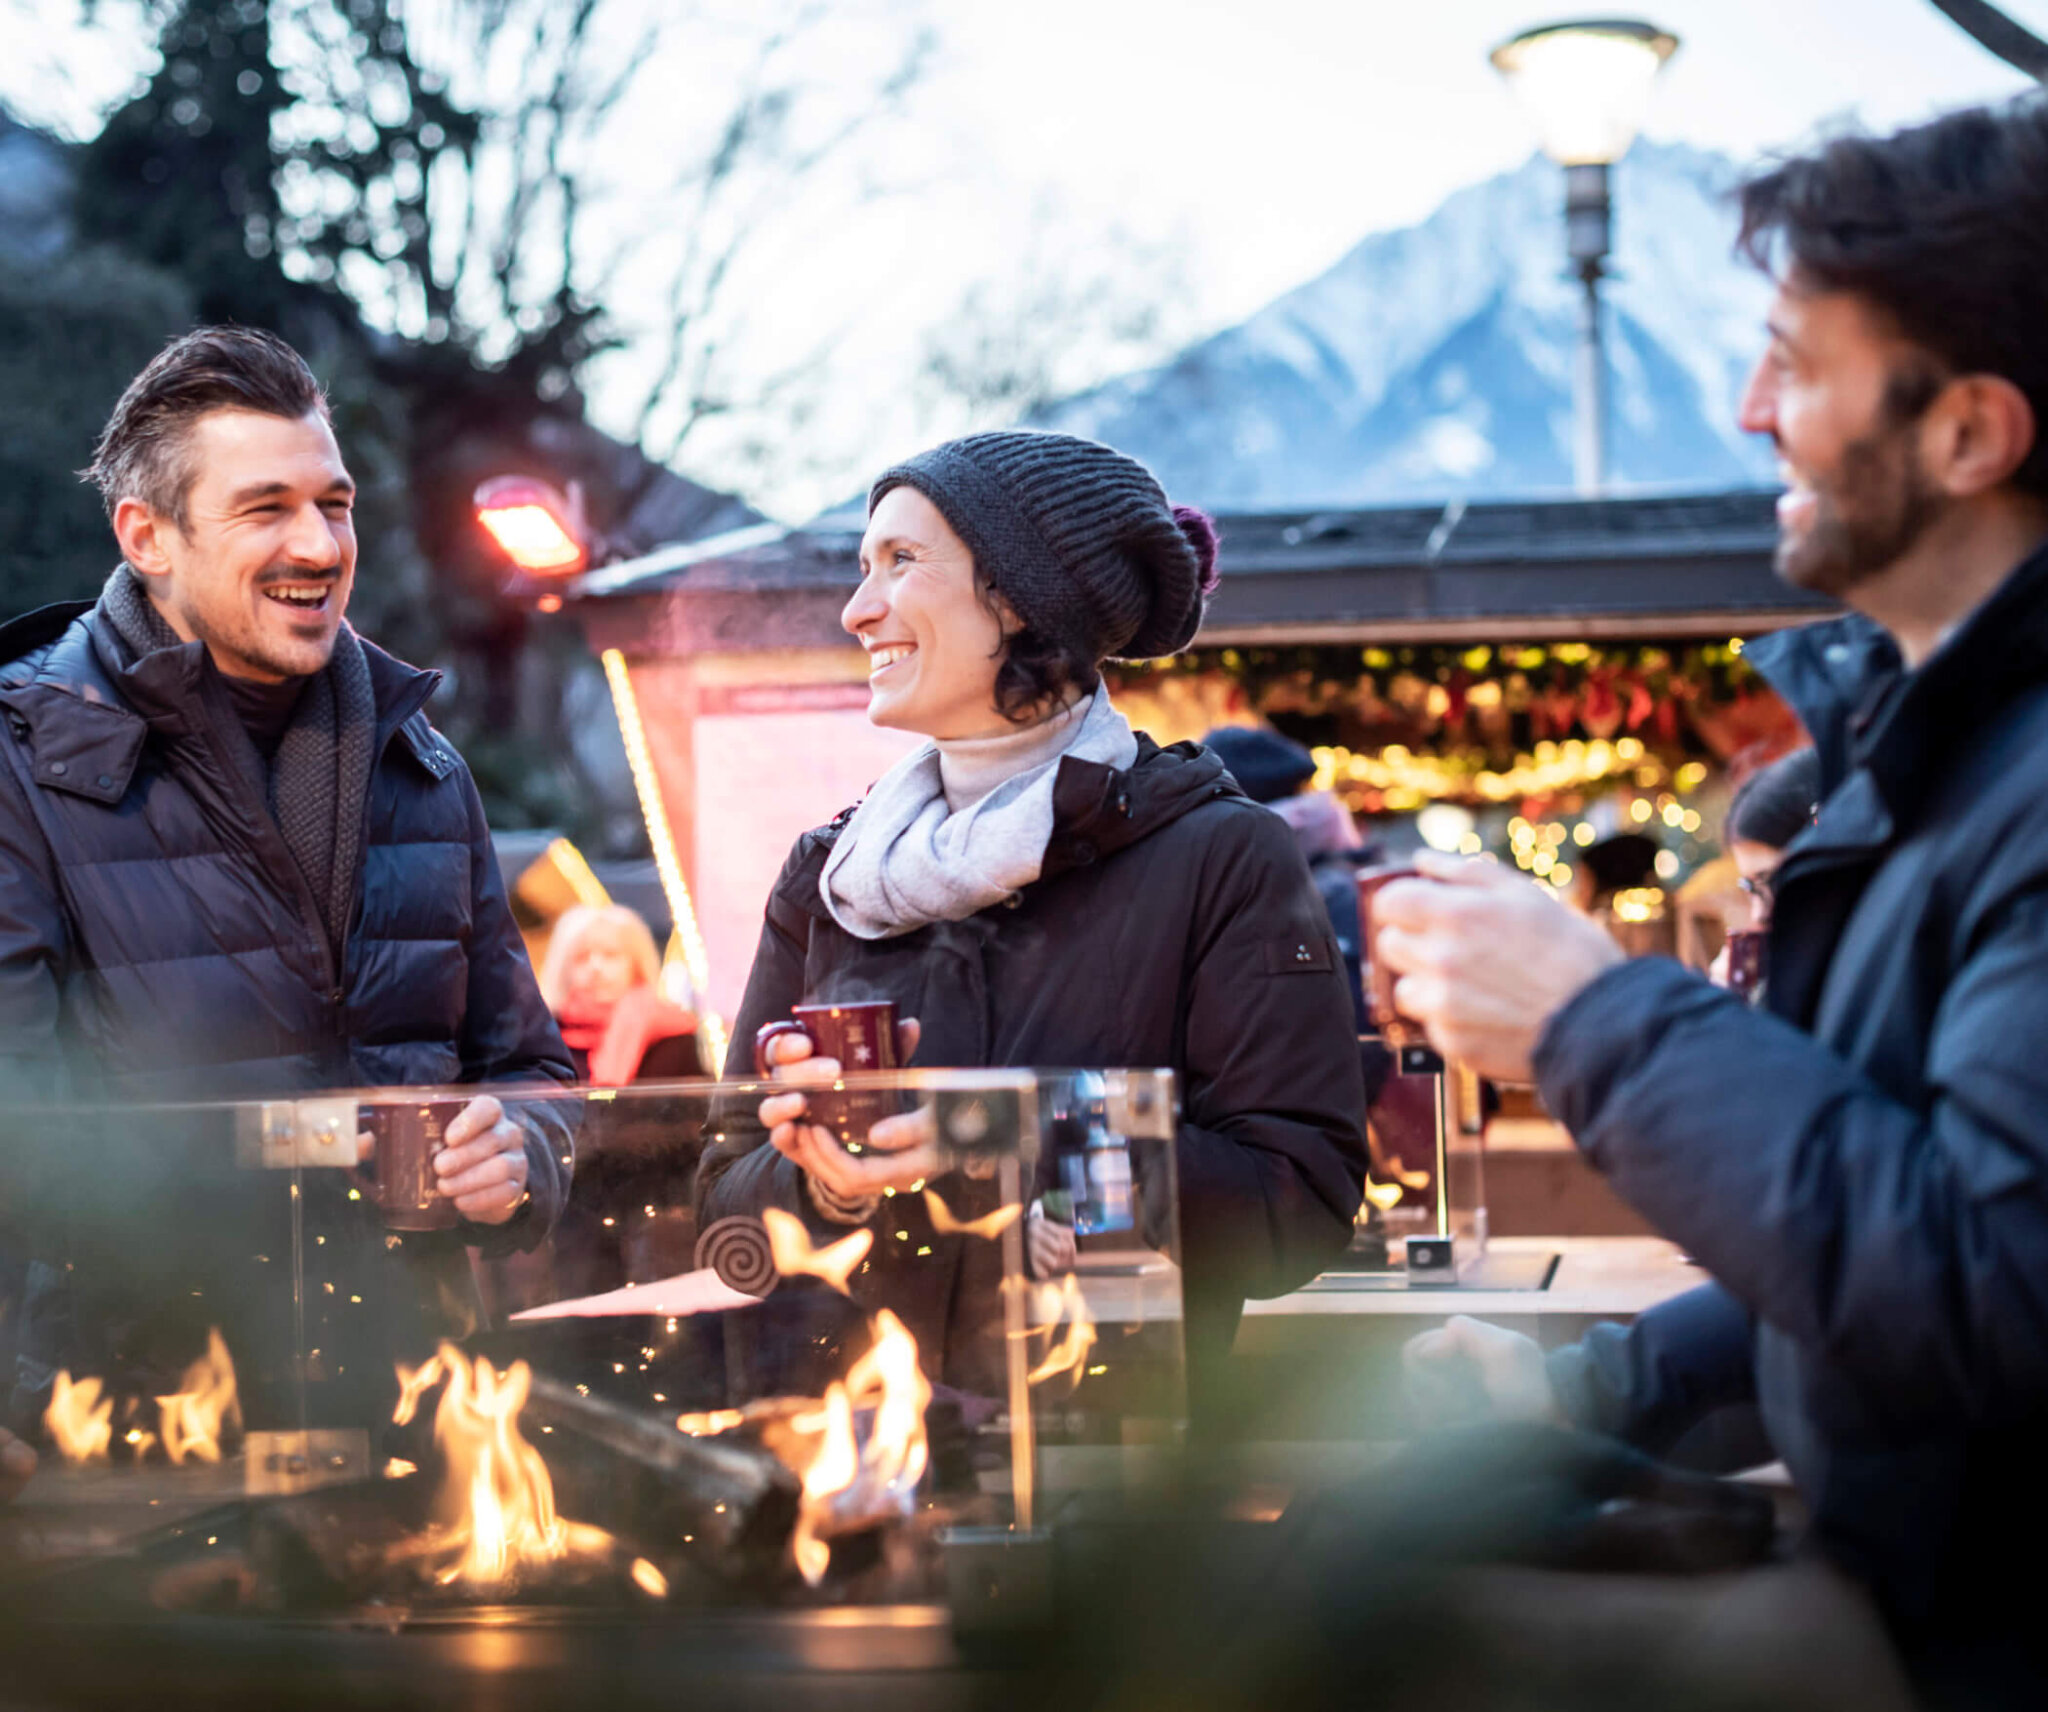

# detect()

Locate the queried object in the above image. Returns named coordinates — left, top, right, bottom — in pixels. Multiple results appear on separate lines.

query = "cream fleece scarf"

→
left=819, top=692, right=1138, bottom=940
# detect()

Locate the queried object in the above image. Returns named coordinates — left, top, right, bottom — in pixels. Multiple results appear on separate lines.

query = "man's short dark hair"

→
left=1737, top=97, right=2048, bottom=498
left=85, top=326, right=329, bottom=529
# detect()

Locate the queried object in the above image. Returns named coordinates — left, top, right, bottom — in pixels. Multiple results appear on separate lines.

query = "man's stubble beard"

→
left=1776, top=414, right=1947, bottom=600
left=162, top=574, right=341, bottom=682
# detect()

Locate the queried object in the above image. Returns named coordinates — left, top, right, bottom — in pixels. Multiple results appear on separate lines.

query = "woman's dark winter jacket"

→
left=0, top=599, right=575, bottom=1423
left=699, top=735, right=1369, bottom=1406
left=1534, top=539, right=2048, bottom=1697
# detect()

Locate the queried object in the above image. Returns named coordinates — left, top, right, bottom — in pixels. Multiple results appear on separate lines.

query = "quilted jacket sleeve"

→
left=452, top=763, right=578, bottom=1254
left=0, top=742, right=68, bottom=1104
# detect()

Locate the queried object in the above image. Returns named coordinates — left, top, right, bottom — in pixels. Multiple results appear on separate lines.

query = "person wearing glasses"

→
left=1707, top=747, right=1821, bottom=989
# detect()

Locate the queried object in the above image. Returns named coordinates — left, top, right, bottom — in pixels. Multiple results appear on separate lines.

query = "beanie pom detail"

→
left=1173, top=505, right=1221, bottom=596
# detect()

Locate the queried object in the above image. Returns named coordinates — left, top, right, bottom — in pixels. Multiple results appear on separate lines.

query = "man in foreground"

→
left=1385, top=99, right=2048, bottom=1700
left=0, top=327, right=575, bottom=1467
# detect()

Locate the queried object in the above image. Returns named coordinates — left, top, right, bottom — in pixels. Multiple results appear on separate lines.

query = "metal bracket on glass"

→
left=234, top=1095, right=361, bottom=1170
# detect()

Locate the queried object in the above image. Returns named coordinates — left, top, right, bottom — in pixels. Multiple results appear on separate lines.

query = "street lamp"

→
left=1491, top=18, right=1679, bottom=496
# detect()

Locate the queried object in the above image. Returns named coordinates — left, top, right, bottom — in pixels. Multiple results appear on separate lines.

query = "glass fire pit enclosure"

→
left=0, top=1069, right=1181, bottom=1667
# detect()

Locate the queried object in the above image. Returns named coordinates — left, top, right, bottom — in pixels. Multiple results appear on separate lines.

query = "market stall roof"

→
left=561, top=488, right=1835, bottom=655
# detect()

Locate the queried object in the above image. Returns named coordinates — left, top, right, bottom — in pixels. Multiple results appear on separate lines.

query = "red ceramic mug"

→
left=1724, top=929, right=1768, bottom=1003
left=352, top=1097, right=466, bottom=1231
left=1355, top=864, right=1429, bottom=1051
left=754, top=1000, right=904, bottom=1150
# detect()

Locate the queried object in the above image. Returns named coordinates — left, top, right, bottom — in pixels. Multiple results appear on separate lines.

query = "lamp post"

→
left=1491, top=19, right=1679, bottom=497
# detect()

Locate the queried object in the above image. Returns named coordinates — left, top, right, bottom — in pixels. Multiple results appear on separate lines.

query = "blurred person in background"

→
left=0, top=328, right=575, bottom=1469
left=703, top=432, right=1367, bottom=1421
left=1383, top=101, right=2048, bottom=1704
left=539, top=903, right=705, bottom=1085
left=1723, top=745, right=1823, bottom=931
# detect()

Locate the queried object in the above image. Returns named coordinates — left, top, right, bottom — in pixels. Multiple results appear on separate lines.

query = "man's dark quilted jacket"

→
left=0, top=597, right=575, bottom=1420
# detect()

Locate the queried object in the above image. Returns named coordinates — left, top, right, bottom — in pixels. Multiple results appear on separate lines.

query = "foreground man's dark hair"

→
left=1736, top=96, right=2048, bottom=497
left=84, top=325, right=329, bottom=528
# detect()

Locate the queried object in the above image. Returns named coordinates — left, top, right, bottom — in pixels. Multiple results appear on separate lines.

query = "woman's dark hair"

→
left=974, top=569, right=1101, bottom=720
left=1735, top=97, right=2048, bottom=498
left=1728, top=747, right=1821, bottom=851
left=972, top=507, right=1216, bottom=720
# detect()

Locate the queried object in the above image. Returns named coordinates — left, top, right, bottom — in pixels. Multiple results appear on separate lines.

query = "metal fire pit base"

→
left=0, top=1601, right=980, bottom=1711
left=940, top=1527, right=1054, bottom=1635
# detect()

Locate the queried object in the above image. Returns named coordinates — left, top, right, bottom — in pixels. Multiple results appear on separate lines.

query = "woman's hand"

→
left=758, top=1019, right=933, bottom=1201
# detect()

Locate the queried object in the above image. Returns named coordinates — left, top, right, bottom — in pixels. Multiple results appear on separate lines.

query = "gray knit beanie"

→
left=868, top=431, right=1220, bottom=664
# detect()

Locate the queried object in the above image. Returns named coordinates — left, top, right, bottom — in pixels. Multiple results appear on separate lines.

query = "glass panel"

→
left=0, top=1070, right=1181, bottom=1624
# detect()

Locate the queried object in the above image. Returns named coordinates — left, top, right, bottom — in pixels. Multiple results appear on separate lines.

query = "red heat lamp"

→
left=474, top=476, right=587, bottom=579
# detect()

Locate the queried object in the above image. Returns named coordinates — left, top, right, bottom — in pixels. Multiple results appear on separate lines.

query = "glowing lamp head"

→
left=475, top=476, right=587, bottom=575
left=1490, top=18, right=1679, bottom=167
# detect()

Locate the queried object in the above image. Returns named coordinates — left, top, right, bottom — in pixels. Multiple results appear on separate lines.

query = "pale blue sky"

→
left=5, top=0, right=2038, bottom=513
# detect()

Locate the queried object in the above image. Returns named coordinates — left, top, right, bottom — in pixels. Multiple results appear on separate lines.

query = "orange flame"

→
left=922, top=1189, right=1022, bottom=1241
left=45, top=1371, right=113, bottom=1463
left=392, top=1352, right=447, bottom=1427
left=389, top=1343, right=616, bottom=1590
left=774, top=1309, right=931, bottom=1586
left=1025, top=1274, right=1098, bottom=1390
left=762, top=1207, right=872, bottom=1294
left=157, top=1328, right=242, bottom=1466
left=1362, top=1175, right=1408, bottom=1214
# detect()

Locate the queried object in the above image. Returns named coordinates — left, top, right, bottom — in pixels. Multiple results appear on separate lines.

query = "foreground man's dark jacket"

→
left=701, top=736, right=1369, bottom=1410
left=1536, top=539, right=2048, bottom=1695
left=0, top=599, right=575, bottom=1416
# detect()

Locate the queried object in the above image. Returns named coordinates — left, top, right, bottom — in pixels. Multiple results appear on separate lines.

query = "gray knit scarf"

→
left=820, top=691, right=1139, bottom=940
left=101, top=565, right=377, bottom=953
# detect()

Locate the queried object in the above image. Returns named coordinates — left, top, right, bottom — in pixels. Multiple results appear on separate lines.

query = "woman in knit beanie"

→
left=704, top=430, right=1368, bottom=1418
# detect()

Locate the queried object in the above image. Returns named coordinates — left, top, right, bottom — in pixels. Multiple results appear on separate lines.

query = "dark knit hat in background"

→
left=869, top=431, right=1220, bottom=663
left=1728, top=746, right=1820, bottom=850
left=1201, top=726, right=1316, bottom=804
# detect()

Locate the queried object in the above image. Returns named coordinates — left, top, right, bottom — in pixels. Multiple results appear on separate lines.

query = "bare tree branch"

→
left=1926, top=0, right=2048, bottom=79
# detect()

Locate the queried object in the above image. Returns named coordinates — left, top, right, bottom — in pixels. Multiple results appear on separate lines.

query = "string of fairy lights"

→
left=600, top=648, right=729, bottom=1071
left=1113, top=639, right=1772, bottom=892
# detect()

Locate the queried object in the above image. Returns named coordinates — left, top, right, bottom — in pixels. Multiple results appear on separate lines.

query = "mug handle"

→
left=754, top=1019, right=814, bottom=1078
left=347, top=1119, right=381, bottom=1203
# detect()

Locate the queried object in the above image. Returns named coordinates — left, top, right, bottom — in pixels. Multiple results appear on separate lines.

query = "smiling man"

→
left=0, top=328, right=575, bottom=1478
left=1382, top=100, right=2048, bottom=1700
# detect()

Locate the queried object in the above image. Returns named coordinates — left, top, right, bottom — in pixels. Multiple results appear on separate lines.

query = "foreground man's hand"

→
left=1375, top=853, right=1625, bottom=1082
left=1403, top=1315, right=1566, bottom=1429
left=759, top=1019, right=934, bottom=1201
left=0, top=1426, right=34, bottom=1501
left=433, top=1094, right=531, bottom=1225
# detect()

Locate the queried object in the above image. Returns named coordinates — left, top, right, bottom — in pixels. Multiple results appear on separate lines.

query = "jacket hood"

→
left=1748, top=536, right=2048, bottom=816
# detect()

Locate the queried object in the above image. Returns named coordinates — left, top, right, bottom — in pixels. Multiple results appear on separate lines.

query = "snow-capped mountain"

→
left=1033, top=141, right=1778, bottom=507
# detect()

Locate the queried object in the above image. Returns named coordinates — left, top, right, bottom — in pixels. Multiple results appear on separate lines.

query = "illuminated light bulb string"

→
left=600, top=649, right=728, bottom=1072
